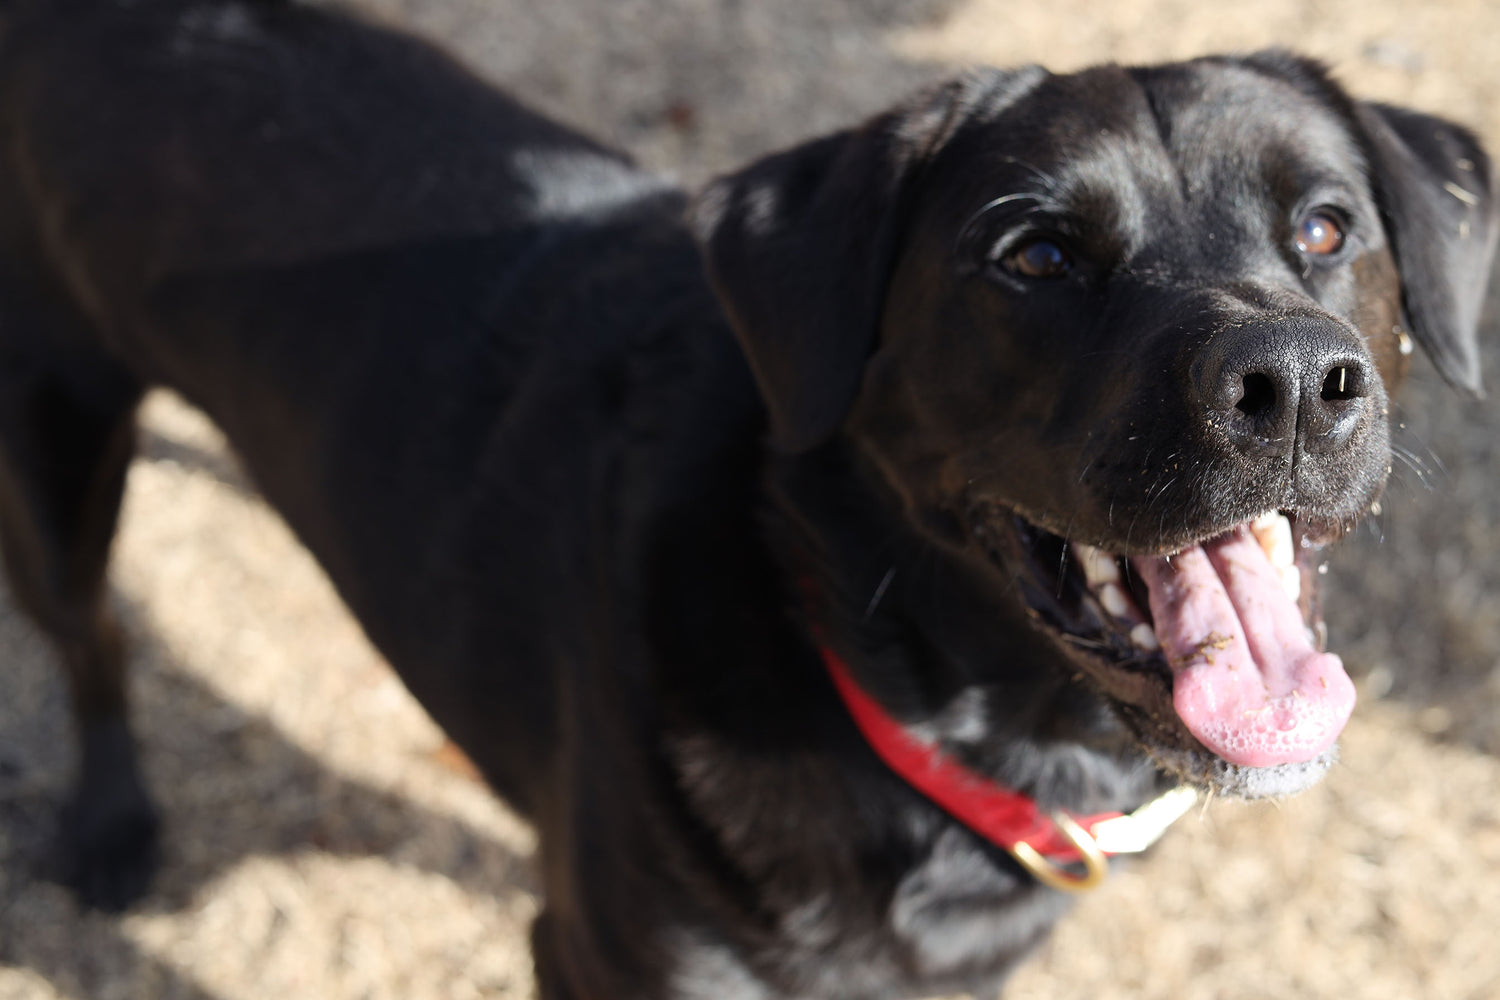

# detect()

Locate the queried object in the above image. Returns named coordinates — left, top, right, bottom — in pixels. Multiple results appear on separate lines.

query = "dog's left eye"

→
left=1295, top=210, right=1345, bottom=256
left=1003, top=238, right=1073, bottom=279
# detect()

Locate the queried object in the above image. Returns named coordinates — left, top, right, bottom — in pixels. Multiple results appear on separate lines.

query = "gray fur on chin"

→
left=1149, top=745, right=1339, bottom=800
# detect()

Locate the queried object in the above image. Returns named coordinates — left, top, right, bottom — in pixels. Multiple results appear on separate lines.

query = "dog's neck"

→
left=763, top=440, right=1169, bottom=816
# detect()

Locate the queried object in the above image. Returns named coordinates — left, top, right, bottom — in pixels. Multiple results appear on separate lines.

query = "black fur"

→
left=0, top=2, right=1492, bottom=997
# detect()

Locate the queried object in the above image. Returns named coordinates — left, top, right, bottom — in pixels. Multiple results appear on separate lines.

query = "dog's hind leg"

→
left=0, top=270, right=151, bottom=910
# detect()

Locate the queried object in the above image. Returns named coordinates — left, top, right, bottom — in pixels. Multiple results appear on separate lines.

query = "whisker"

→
left=1389, top=443, right=1435, bottom=490
left=863, top=566, right=897, bottom=621
left=1390, top=409, right=1448, bottom=478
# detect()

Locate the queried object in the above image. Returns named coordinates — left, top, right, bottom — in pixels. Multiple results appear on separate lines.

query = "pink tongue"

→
left=1130, top=528, right=1355, bottom=767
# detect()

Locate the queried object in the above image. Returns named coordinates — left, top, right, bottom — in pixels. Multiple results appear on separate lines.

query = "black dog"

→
left=0, top=0, right=1493, bottom=996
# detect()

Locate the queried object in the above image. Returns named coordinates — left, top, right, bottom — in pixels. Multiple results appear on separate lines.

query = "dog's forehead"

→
left=934, top=60, right=1371, bottom=228
left=1122, top=60, right=1368, bottom=183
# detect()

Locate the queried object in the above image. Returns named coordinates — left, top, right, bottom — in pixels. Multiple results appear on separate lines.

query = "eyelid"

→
left=984, top=213, right=1080, bottom=262
left=1293, top=194, right=1356, bottom=230
left=956, top=193, right=1061, bottom=245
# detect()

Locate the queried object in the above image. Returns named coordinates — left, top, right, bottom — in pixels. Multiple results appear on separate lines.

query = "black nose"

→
left=1195, top=318, right=1376, bottom=458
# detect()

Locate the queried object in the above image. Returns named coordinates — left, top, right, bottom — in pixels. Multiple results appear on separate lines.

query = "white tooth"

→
left=1250, top=512, right=1294, bottom=569
left=1278, top=564, right=1301, bottom=602
left=1098, top=582, right=1132, bottom=619
left=1268, top=522, right=1293, bottom=569
left=1249, top=513, right=1277, bottom=553
left=1250, top=510, right=1280, bottom=533
left=1130, top=623, right=1160, bottom=651
left=1075, top=543, right=1120, bottom=585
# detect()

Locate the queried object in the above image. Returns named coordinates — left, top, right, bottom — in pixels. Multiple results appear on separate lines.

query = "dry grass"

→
left=3, top=1, right=1500, bottom=998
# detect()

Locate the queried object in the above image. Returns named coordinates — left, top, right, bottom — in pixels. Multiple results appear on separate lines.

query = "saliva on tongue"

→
left=1131, top=527, right=1356, bottom=768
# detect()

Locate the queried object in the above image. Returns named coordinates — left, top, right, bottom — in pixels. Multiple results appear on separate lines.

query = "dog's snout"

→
left=1195, top=318, right=1377, bottom=459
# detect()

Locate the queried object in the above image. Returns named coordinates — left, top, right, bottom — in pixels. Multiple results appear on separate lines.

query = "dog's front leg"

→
left=0, top=313, right=156, bottom=910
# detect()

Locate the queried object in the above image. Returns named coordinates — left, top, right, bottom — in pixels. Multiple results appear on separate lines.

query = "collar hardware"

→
left=1010, top=811, right=1110, bottom=891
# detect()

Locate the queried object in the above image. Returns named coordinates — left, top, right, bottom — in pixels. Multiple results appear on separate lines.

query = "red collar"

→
left=821, top=644, right=1196, bottom=892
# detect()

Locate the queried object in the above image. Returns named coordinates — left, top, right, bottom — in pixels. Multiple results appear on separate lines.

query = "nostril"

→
left=1235, top=372, right=1278, bottom=419
left=1320, top=364, right=1363, bottom=402
left=1197, top=320, right=1376, bottom=459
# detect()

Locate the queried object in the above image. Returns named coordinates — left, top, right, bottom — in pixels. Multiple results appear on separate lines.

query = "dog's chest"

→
left=665, top=824, right=1071, bottom=999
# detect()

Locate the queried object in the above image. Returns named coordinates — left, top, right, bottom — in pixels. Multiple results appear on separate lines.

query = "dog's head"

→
left=693, top=53, right=1496, bottom=798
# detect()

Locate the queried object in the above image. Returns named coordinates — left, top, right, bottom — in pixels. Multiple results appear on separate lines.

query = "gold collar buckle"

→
left=1009, top=786, right=1199, bottom=893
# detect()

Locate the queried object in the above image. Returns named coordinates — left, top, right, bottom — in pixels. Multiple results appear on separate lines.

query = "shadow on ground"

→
left=356, top=0, right=960, bottom=184
left=0, top=591, right=536, bottom=1000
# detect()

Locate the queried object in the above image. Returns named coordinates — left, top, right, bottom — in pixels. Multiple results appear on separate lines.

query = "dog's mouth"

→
left=980, top=509, right=1359, bottom=797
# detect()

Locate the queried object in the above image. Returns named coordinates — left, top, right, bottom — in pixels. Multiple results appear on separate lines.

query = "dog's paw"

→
left=61, top=779, right=161, bottom=912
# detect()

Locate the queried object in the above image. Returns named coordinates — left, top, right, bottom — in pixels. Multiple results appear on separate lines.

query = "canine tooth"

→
left=1279, top=564, right=1301, bottom=602
left=1098, top=582, right=1131, bottom=618
left=1130, top=623, right=1160, bottom=651
left=1269, top=527, right=1293, bottom=569
left=1250, top=512, right=1294, bottom=569
left=1075, top=543, right=1120, bottom=585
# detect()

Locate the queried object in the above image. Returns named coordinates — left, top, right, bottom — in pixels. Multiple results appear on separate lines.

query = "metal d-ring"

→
left=1008, top=811, right=1110, bottom=893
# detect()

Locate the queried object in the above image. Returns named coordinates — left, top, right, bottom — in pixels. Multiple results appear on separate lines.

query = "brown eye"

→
left=1004, top=238, right=1072, bottom=279
left=1295, top=210, right=1345, bottom=256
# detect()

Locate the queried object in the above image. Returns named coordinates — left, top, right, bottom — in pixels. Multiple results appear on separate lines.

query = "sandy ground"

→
left=3, top=1, right=1500, bottom=998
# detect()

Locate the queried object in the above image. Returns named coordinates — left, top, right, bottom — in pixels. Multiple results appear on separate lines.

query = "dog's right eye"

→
left=1003, top=238, right=1073, bottom=279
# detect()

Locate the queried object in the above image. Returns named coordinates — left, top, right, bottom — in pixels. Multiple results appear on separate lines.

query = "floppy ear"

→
left=691, top=69, right=1041, bottom=452
left=1355, top=102, right=1497, bottom=394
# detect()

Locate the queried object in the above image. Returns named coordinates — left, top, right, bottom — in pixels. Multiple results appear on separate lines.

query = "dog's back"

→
left=0, top=0, right=743, bottom=822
